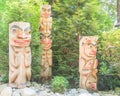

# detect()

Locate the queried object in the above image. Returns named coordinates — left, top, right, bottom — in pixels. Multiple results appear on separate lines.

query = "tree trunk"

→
left=116, top=0, right=120, bottom=27
left=117, top=0, right=120, bottom=22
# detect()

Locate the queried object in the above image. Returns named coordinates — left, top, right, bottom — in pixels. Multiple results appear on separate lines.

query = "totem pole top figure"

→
left=41, top=5, right=51, bottom=18
left=9, top=22, right=31, bottom=47
left=80, top=36, right=98, bottom=58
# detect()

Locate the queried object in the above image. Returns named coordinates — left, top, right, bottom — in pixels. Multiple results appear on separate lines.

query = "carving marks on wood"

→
left=79, top=36, right=98, bottom=91
left=39, top=5, right=52, bottom=82
left=9, top=22, right=31, bottom=88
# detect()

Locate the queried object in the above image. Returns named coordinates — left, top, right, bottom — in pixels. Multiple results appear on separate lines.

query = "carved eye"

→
left=88, top=44, right=92, bottom=48
left=48, top=9, right=51, bottom=12
left=12, top=28, right=16, bottom=32
left=27, top=31, right=31, bottom=35
left=90, top=45, right=92, bottom=48
left=25, top=30, right=30, bottom=35
left=42, top=8, right=47, bottom=12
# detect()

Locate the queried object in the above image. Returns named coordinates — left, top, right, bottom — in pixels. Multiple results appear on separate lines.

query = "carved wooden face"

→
left=41, top=36, right=52, bottom=50
left=84, top=42, right=97, bottom=57
left=41, top=5, right=51, bottom=18
left=83, top=59, right=98, bottom=70
left=9, top=22, right=31, bottom=47
left=86, top=75, right=97, bottom=91
left=81, top=37, right=98, bottom=58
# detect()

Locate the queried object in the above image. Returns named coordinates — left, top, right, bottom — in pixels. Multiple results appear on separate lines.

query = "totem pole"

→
left=39, top=5, right=52, bottom=82
left=9, top=22, right=31, bottom=88
left=79, top=36, right=98, bottom=91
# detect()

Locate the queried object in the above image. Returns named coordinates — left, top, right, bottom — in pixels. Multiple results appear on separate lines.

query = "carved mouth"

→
left=90, top=82, right=97, bottom=90
left=13, top=39, right=30, bottom=46
left=89, top=51, right=96, bottom=55
left=14, top=39, right=30, bottom=43
left=41, top=38, right=52, bottom=44
left=44, top=44, right=51, bottom=50
left=43, top=13, right=50, bottom=17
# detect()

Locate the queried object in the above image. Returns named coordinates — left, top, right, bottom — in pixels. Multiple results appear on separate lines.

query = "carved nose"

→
left=17, top=33, right=27, bottom=39
left=22, top=34, right=27, bottom=38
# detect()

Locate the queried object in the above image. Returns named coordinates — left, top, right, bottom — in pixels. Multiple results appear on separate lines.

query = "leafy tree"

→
left=0, top=0, right=9, bottom=82
left=98, top=0, right=117, bottom=23
left=0, top=0, right=44, bottom=82
left=98, top=29, right=120, bottom=75
left=50, top=0, right=113, bottom=87
left=97, top=29, right=120, bottom=90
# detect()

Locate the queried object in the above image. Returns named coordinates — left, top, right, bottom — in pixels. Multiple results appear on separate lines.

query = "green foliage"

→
left=98, top=0, right=117, bottom=22
left=98, top=29, right=120, bottom=76
left=51, top=0, right=113, bottom=88
left=98, top=75, right=120, bottom=90
left=0, top=0, right=44, bottom=82
left=99, top=61, right=111, bottom=75
left=0, top=0, right=9, bottom=82
left=51, top=76, right=69, bottom=93
left=1, top=72, right=8, bottom=83
left=97, top=29, right=120, bottom=90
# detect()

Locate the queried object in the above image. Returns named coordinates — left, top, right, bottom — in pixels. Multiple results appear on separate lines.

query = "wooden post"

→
left=39, top=5, right=52, bottom=82
left=9, top=22, right=31, bottom=88
left=79, top=36, right=98, bottom=91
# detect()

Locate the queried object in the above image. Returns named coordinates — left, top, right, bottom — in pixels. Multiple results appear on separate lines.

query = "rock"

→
left=0, top=84, right=7, bottom=93
left=79, top=93, right=92, bottom=96
left=54, top=92, right=63, bottom=96
left=20, top=88, right=36, bottom=96
left=92, top=92, right=100, bottom=96
left=31, top=82, right=40, bottom=88
left=0, top=83, right=119, bottom=96
left=12, top=89, right=21, bottom=96
left=39, top=85, right=45, bottom=91
left=69, top=88, right=78, bottom=94
left=78, top=89, right=89, bottom=94
left=104, top=94, right=117, bottom=96
left=12, top=92, right=21, bottom=96
left=115, top=87, right=120, bottom=93
left=38, top=90, right=49, bottom=96
left=64, top=94, right=73, bottom=96
left=0, top=87, right=12, bottom=96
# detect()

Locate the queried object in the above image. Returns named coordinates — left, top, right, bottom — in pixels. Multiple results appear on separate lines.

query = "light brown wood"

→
left=39, top=5, right=52, bottom=82
left=9, top=22, right=31, bottom=88
left=79, top=36, right=98, bottom=91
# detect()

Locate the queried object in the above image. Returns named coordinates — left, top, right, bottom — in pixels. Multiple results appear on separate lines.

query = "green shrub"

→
left=98, top=75, right=120, bottom=90
left=51, top=76, right=69, bottom=93
left=98, top=29, right=120, bottom=76
left=97, top=29, right=120, bottom=90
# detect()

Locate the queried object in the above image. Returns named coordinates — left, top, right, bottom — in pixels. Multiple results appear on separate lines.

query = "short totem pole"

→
left=9, top=22, right=31, bottom=88
left=79, top=36, right=98, bottom=91
left=39, top=5, right=52, bottom=82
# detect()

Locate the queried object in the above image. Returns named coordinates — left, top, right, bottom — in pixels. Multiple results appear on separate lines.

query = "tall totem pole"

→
left=79, top=36, right=98, bottom=91
left=39, top=5, right=52, bottom=82
left=9, top=22, right=31, bottom=88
